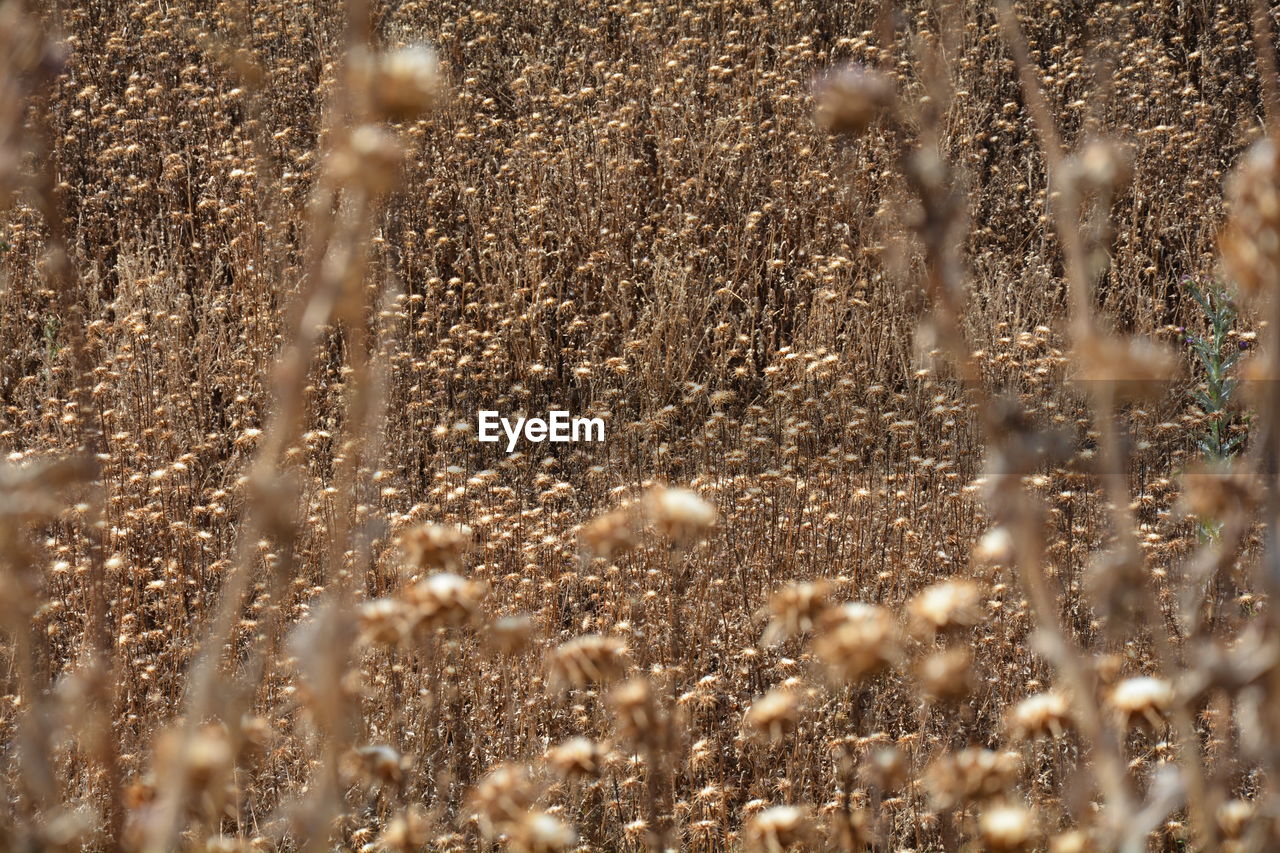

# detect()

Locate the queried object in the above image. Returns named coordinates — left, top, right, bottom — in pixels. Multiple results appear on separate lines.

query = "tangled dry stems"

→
left=2, top=0, right=1280, bottom=851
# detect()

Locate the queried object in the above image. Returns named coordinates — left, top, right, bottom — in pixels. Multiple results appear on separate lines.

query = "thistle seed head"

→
left=744, top=804, right=815, bottom=852
left=762, top=580, right=831, bottom=646
left=744, top=688, right=800, bottom=743
left=978, top=803, right=1038, bottom=852
left=814, top=65, right=894, bottom=138
left=812, top=602, right=902, bottom=686
left=549, top=635, right=629, bottom=689
left=1007, top=691, right=1073, bottom=741
left=1109, top=676, right=1173, bottom=730
left=644, top=484, right=717, bottom=545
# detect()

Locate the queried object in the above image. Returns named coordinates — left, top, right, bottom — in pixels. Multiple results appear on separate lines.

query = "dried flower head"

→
left=348, top=744, right=404, bottom=787
left=1006, top=691, right=1073, bottom=741
left=400, top=522, right=472, bottom=572
left=1179, top=463, right=1257, bottom=522
left=1109, top=676, right=1173, bottom=730
left=610, top=677, right=662, bottom=745
left=814, top=65, right=894, bottom=137
left=357, top=597, right=411, bottom=647
left=924, top=748, right=1021, bottom=809
left=1221, top=137, right=1280, bottom=298
left=909, top=578, right=983, bottom=638
left=745, top=804, right=815, bottom=852
left=644, top=485, right=717, bottom=544
left=580, top=504, right=641, bottom=558
left=468, top=764, right=537, bottom=838
left=353, top=45, right=443, bottom=121
left=1069, top=139, right=1133, bottom=194
left=812, top=602, right=902, bottom=685
left=507, top=810, right=577, bottom=853
left=488, top=612, right=537, bottom=656
left=916, top=646, right=973, bottom=702
left=762, top=580, right=831, bottom=646
left=827, top=805, right=873, bottom=851
left=201, top=835, right=251, bottom=853
left=974, top=526, right=1016, bottom=566
left=978, top=803, right=1038, bottom=852
left=330, top=124, right=405, bottom=197
left=1073, top=333, right=1178, bottom=403
left=544, top=737, right=609, bottom=779
left=859, top=745, right=908, bottom=792
left=1049, top=830, right=1094, bottom=853
left=377, top=804, right=431, bottom=852
left=744, top=688, right=800, bottom=743
left=400, top=571, right=485, bottom=632
left=549, top=635, right=629, bottom=689
left=1216, top=798, right=1253, bottom=840
left=156, top=723, right=234, bottom=792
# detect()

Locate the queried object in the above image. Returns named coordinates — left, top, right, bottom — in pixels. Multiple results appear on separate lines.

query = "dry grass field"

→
left=2, top=0, right=1280, bottom=850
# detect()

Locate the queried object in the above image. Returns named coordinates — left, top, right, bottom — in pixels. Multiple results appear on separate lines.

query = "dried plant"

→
left=1, top=0, right=1279, bottom=850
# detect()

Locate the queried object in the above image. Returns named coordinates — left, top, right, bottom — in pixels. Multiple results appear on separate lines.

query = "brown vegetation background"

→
left=0, top=0, right=1275, bottom=850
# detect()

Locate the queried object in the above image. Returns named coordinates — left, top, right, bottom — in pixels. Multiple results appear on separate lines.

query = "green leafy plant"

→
left=42, top=314, right=60, bottom=363
left=1183, top=278, right=1248, bottom=542
left=1184, top=278, right=1245, bottom=462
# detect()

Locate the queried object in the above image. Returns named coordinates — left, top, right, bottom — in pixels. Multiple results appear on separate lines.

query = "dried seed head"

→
left=1049, top=830, right=1094, bottom=853
left=812, top=602, right=902, bottom=685
left=762, top=580, right=831, bottom=646
left=745, top=804, right=815, bottom=852
left=550, top=635, right=629, bottom=689
left=164, top=724, right=233, bottom=792
left=508, top=810, right=577, bottom=853
left=356, top=45, right=443, bottom=121
left=201, top=835, right=249, bottom=853
left=859, top=745, right=908, bottom=792
left=401, top=522, right=472, bottom=572
left=1109, top=676, right=1173, bottom=730
left=1069, top=139, right=1133, bottom=194
left=622, top=818, right=649, bottom=842
left=400, top=571, right=485, bottom=632
left=814, top=65, right=894, bottom=137
left=974, top=526, right=1016, bottom=566
left=1094, top=653, right=1125, bottom=685
left=330, top=124, right=405, bottom=196
left=644, top=485, right=717, bottom=544
left=236, top=713, right=270, bottom=764
left=469, top=764, right=537, bottom=838
left=827, top=805, right=872, bottom=851
left=544, top=737, right=608, bottom=779
left=1007, top=691, right=1073, bottom=741
left=1216, top=799, right=1253, bottom=840
left=909, top=578, right=983, bottom=638
left=978, top=803, right=1037, bottom=852
left=744, top=688, right=800, bottom=743
left=349, top=744, right=404, bottom=787
left=1221, top=137, right=1280, bottom=298
left=610, top=677, right=662, bottom=744
left=488, top=612, right=536, bottom=656
left=916, top=646, right=973, bottom=702
left=1073, top=333, right=1179, bottom=403
left=924, top=748, right=1021, bottom=809
left=1179, top=463, right=1257, bottom=522
left=377, top=804, right=431, bottom=852
left=124, top=775, right=157, bottom=809
left=357, top=597, right=410, bottom=647
left=580, top=505, right=641, bottom=558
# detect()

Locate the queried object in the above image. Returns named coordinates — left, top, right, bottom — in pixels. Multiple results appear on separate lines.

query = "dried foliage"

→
left=2, top=0, right=1280, bottom=850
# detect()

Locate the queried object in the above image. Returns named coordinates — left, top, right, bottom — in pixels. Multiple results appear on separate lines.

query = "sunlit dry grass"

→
left=0, top=0, right=1278, bottom=851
